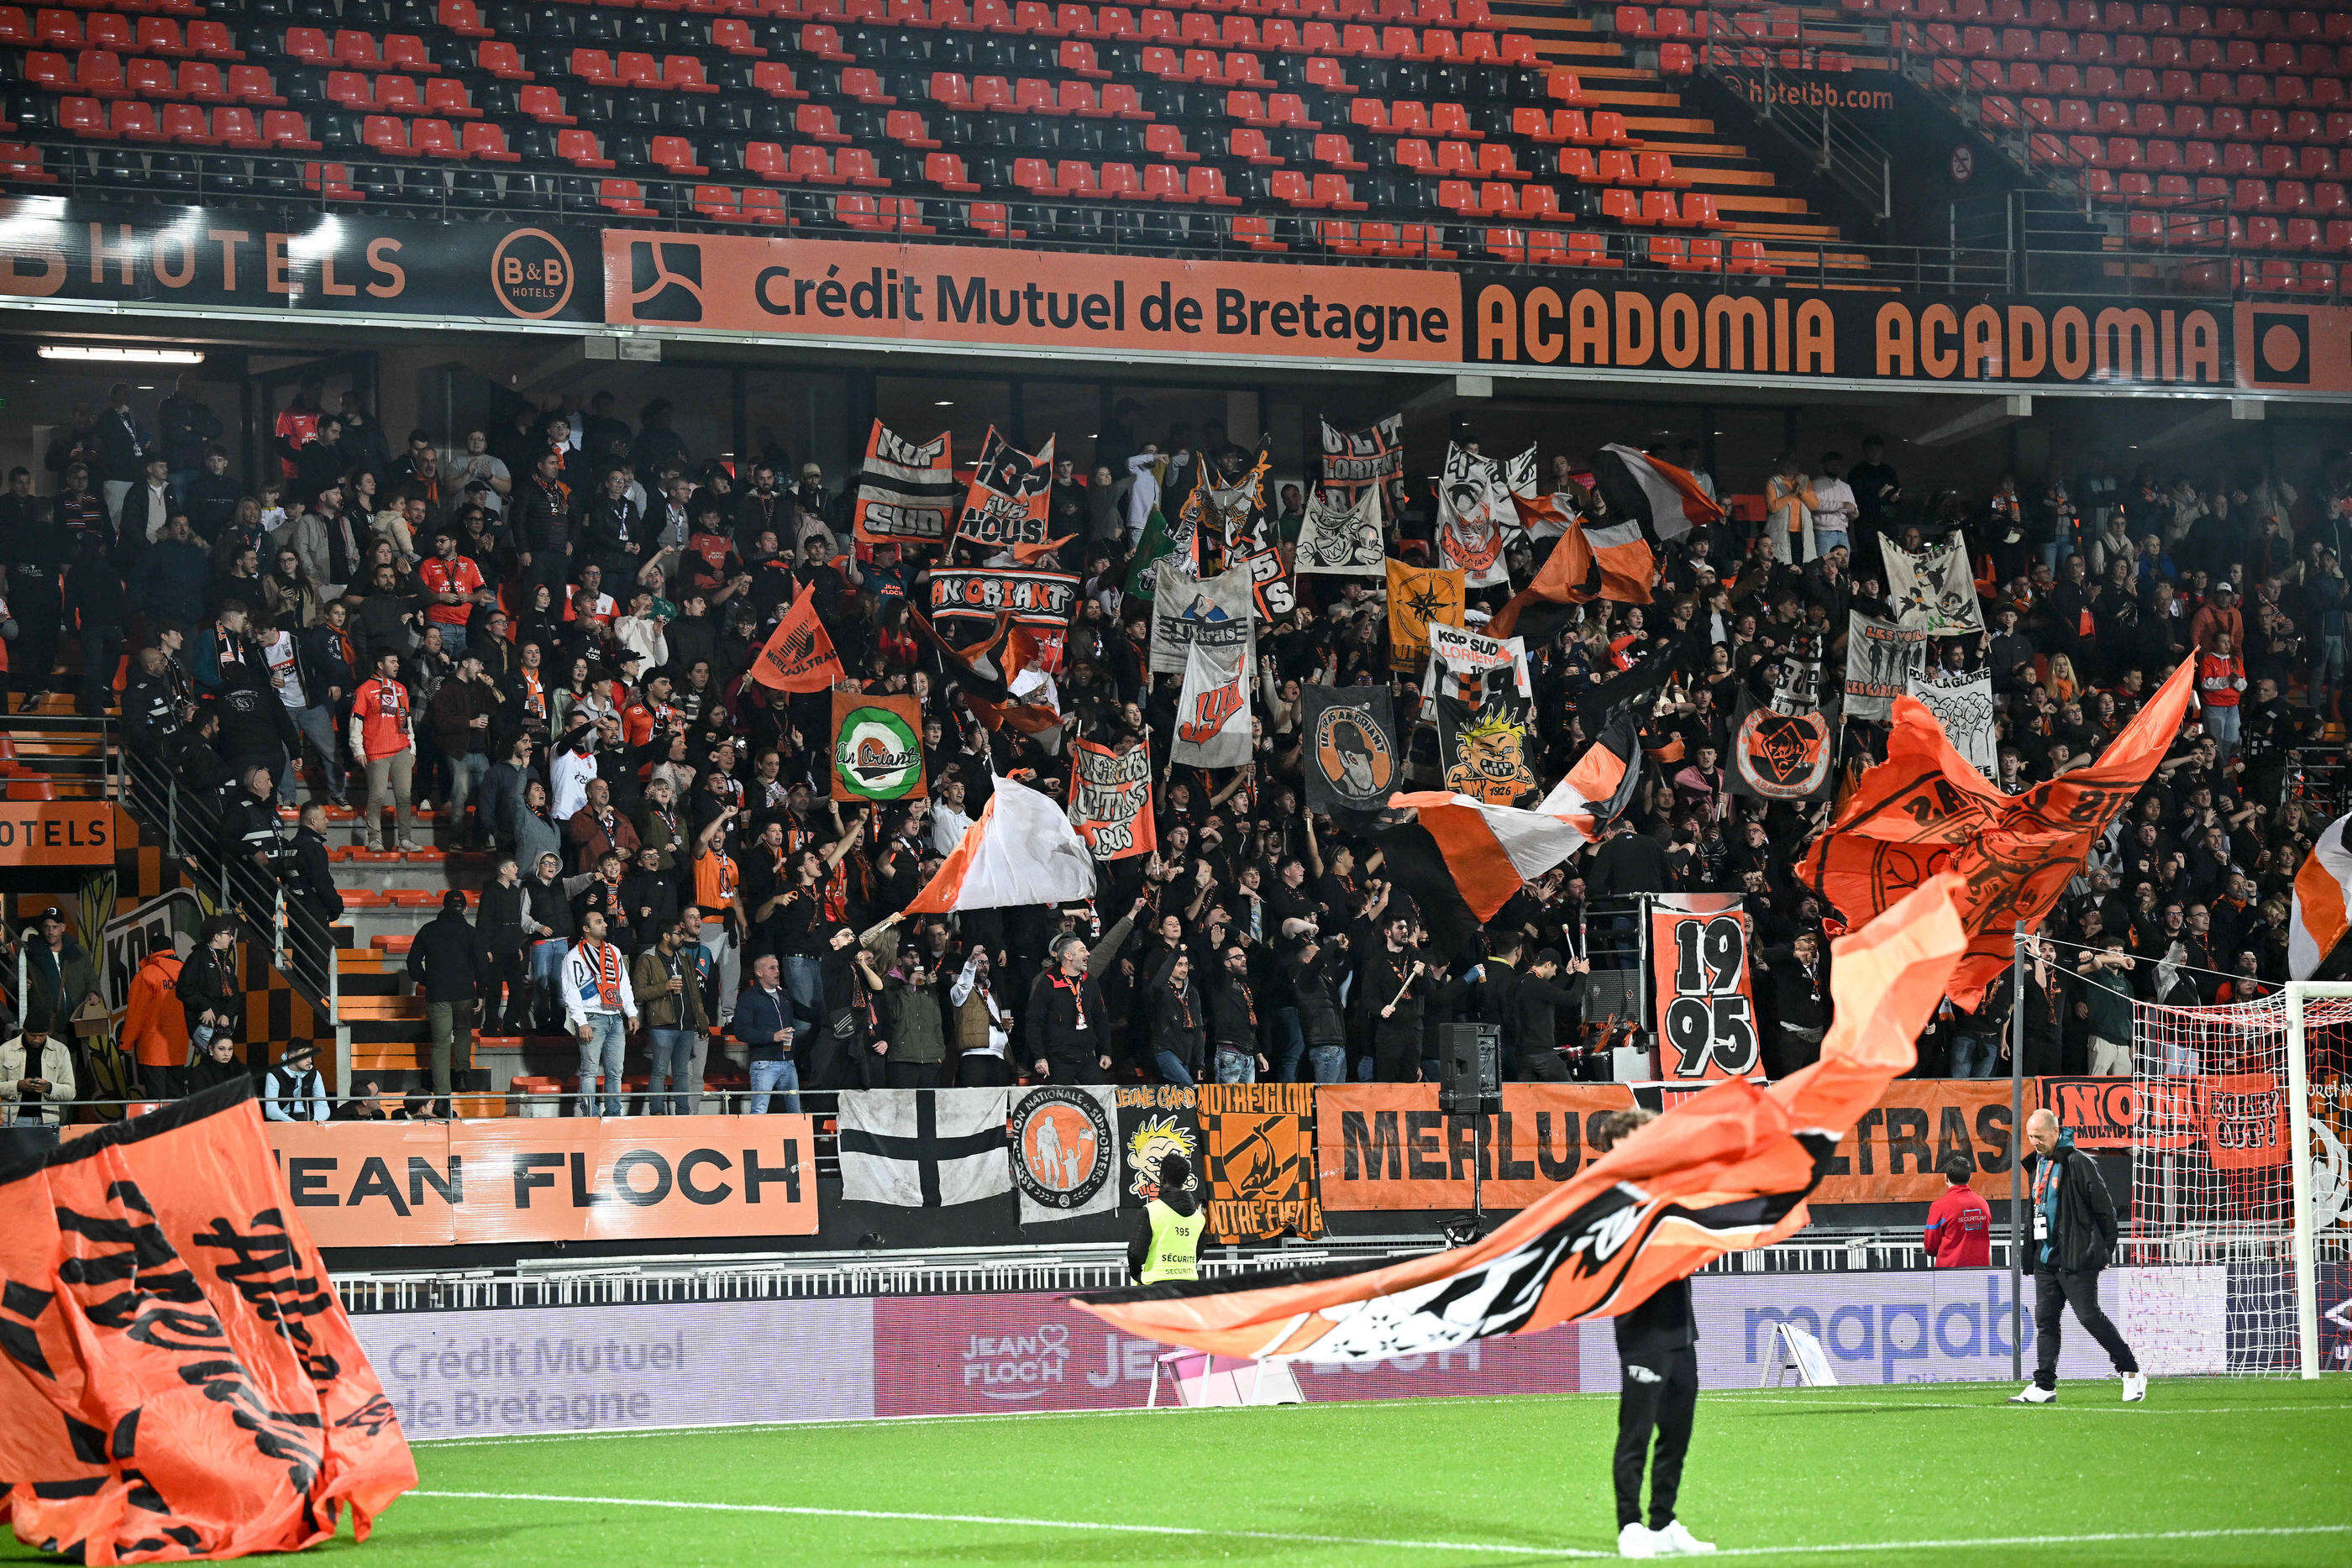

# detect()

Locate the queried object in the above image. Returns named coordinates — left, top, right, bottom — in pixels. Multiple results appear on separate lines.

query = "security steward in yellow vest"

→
left=1126, top=1151, right=1205, bottom=1285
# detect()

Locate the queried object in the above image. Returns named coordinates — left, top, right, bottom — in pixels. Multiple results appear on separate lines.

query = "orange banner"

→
left=0, top=1084, right=414, bottom=1561
left=1648, top=896, right=1760, bottom=1079
left=0, top=801, right=118, bottom=865
left=1316, top=1079, right=2018, bottom=1209
left=268, top=1115, right=820, bottom=1247
left=602, top=233, right=1461, bottom=363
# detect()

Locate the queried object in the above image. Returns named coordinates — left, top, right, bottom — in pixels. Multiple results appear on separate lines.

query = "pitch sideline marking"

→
left=406, top=1493, right=2352, bottom=1560
left=409, top=1388, right=2352, bottom=1449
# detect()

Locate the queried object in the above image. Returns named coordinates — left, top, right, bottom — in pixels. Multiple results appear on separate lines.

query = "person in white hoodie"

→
left=563, top=908, right=638, bottom=1116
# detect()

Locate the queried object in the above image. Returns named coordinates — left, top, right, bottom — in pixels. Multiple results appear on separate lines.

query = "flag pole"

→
left=2008, top=920, right=2028, bottom=1384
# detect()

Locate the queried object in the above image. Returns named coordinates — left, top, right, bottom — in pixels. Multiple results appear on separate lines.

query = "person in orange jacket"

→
left=123, top=940, right=190, bottom=1098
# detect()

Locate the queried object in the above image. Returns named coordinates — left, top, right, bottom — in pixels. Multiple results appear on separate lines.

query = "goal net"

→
left=2125, top=986, right=2351, bottom=1377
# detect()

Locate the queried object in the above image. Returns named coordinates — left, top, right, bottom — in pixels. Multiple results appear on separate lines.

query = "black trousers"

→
left=13, top=594, right=60, bottom=699
left=955, top=1053, right=1014, bottom=1087
left=2033, top=1264, right=2139, bottom=1389
left=1614, top=1344, right=1698, bottom=1531
left=1373, top=1027, right=1420, bottom=1082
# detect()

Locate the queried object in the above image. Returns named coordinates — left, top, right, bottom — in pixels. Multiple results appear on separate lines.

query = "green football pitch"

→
left=10, top=1381, right=2350, bottom=1565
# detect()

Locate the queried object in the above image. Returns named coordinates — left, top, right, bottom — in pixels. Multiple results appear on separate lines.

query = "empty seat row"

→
left=1848, top=0, right=2350, bottom=38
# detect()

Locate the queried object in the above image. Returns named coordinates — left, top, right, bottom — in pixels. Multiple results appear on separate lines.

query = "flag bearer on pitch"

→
left=1594, top=1110, right=1715, bottom=1560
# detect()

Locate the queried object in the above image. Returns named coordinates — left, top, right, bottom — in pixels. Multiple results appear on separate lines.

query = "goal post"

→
left=2125, top=984, right=2351, bottom=1379
left=2286, top=982, right=2352, bottom=1381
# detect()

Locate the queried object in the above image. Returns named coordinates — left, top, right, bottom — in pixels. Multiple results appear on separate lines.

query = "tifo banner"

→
left=0, top=1085, right=416, bottom=1561
left=954, top=427, right=1060, bottom=561
left=1299, top=684, right=1400, bottom=815
left=1010, top=1084, right=1121, bottom=1225
left=929, top=566, right=1080, bottom=669
left=1320, top=412, right=1405, bottom=501
left=603, top=232, right=1462, bottom=364
left=1434, top=695, right=1535, bottom=805
left=748, top=585, right=843, bottom=693
left=1148, top=561, right=1257, bottom=676
left=1386, top=559, right=1466, bottom=670
left=1315, top=1083, right=1637, bottom=1210
left=1197, top=1083, right=1323, bottom=1244
left=269, top=1116, right=820, bottom=1246
left=0, top=801, right=120, bottom=866
left=2197, top=1072, right=2290, bottom=1171
left=830, top=691, right=926, bottom=803
left=851, top=420, right=958, bottom=548
left=1315, top=1080, right=2015, bottom=1209
left=1424, top=621, right=1530, bottom=711
left=1433, top=443, right=1515, bottom=590
left=1882, top=537, right=1984, bottom=634
left=1648, top=894, right=1761, bottom=1079
left=1908, top=669, right=1998, bottom=778
left=1066, top=740, right=1156, bottom=861
left=1171, top=638, right=1254, bottom=769
left=1294, top=484, right=1386, bottom=577
left=1845, top=611, right=1929, bottom=722
left=1115, top=1084, right=1202, bottom=1208
left=2038, top=1073, right=2193, bottom=1152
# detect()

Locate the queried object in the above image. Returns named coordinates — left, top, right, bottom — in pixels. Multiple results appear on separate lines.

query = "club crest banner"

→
left=954, top=427, right=1063, bottom=561
left=1386, top=559, right=1466, bottom=670
left=1066, top=738, right=1157, bottom=860
left=1010, top=1083, right=1121, bottom=1225
left=1908, top=668, right=1998, bottom=778
left=1320, top=413, right=1404, bottom=502
left=1294, top=483, right=1386, bottom=577
left=1726, top=685, right=1838, bottom=802
left=1148, top=562, right=1257, bottom=676
left=1434, top=442, right=1515, bottom=590
left=831, top=691, right=927, bottom=802
left=1882, top=537, right=1985, bottom=634
left=1845, top=611, right=1929, bottom=722
left=1436, top=695, right=1536, bottom=805
left=851, top=420, right=958, bottom=548
left=1300, top=685, right=1400, bottom=814
left=1198, top=1083, right=1324, bottom=1243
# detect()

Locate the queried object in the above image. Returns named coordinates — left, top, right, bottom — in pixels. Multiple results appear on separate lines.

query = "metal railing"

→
left=1696, top=44, right=1895, bottom=222
left=118, top=740, right=339, bottom=1020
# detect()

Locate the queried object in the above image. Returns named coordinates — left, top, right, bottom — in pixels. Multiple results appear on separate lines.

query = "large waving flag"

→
left=1798, top=657, right=2194, bottom=1009
left=1378, top=716, right=1641, bottom=955
left=1070, top=875, right=1967, bottom=1363
left=0, top=1082, right=416, bottom=1561
left=906, top=774, right=1096, bottom=914
left=2290, top=811, right=2352, bottom=980
left=910, top=605, right=1067, bottom=753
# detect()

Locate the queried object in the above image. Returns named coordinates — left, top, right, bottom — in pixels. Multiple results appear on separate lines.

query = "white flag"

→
left=906, top=774, right=1097, bottom=913
left=1172, top=637, right=1254, bottom=768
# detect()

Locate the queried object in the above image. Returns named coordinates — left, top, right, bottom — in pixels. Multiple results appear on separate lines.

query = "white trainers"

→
left=1619, top=1523, right=1663, bottom=1559
left=2122, top=1372, right=2147, bottom=1403
left=396, top=835, right=423, bottom=852
left=2008, top=1383, right=2056, bottom=1404
left=1654, top=1521, right=1716, bottom=1555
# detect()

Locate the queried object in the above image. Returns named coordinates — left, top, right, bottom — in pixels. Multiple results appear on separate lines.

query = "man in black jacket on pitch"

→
left=1593, top=1109, right=1714, bottom=1560
left=2009, top=1108, right=2145, bottom=1405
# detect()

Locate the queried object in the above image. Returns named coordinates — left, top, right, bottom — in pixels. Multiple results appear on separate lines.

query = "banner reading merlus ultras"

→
left=604, top=233, right=1460, bottom=363
left=1315, top=1081, right=2019, bottom=1209
left=0, top=199, right=598, bottom=323
left=265, top=1116, right=820, bottom=1247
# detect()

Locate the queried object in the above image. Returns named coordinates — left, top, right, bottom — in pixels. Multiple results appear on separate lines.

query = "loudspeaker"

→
left=1438, top=1023, right=1500, bottom=1115
left=1582, top=967, right=1642, bottom=1026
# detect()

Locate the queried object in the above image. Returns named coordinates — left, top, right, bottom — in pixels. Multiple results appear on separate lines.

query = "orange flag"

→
left=1070, top=875, right=1966, bottom=1362
left=1797, top=656, right=2195, bottom=1009
left=0, top=1082, right=416, bottom=1563
left=749, top=583, right=846, bottom=693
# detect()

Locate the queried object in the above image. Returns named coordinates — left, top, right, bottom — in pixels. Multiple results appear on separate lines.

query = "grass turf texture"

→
left=8, top=1381, right=2348, bottom=1565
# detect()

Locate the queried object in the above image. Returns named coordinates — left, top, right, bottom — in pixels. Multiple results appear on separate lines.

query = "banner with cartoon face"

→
left=1300, top=684, right=1399, bottom=815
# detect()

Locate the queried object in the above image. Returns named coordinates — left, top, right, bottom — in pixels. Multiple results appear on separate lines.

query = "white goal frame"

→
left=2285, top=981, right=2348, bottom=1381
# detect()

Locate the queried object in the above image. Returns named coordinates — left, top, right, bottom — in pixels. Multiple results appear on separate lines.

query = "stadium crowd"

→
left=6, top=370, right=2349, bottom=1118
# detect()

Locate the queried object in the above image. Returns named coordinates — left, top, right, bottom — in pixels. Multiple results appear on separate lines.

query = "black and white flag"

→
left=837, top=1088, right=1011, bottom=1208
